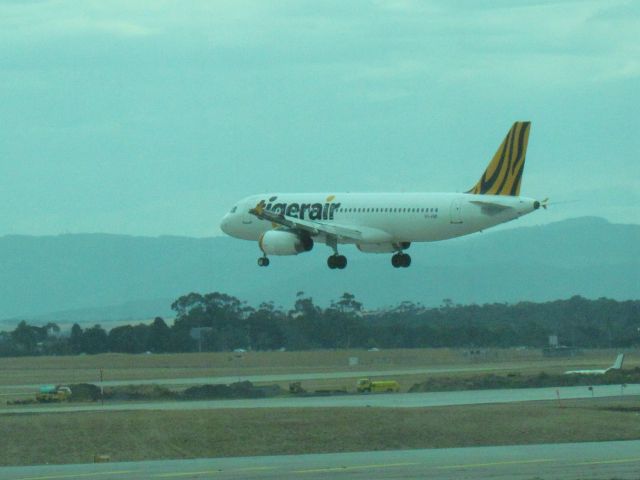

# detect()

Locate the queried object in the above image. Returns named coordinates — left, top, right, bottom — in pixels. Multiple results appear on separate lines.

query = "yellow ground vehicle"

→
left=36, top=385, right=72, bottom=403
left=356, top=378, right=400, bottom=393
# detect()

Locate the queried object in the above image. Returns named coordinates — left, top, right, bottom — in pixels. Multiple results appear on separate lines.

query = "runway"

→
left=3, top=383, right=638, bottom=415
left=2, top=440, right=640, bottom=480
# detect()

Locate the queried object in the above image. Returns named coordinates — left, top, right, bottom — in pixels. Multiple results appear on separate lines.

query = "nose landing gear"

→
left=257, top=256, right=270, bottom=267
left=391, top=252, right=411, bottom=268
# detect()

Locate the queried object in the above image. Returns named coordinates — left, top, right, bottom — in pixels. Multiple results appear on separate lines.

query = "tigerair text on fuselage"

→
left=259, top=196, right=341, bottom=220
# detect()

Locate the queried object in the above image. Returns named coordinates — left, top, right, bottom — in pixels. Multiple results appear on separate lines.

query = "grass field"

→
left=1, top=348, right=635, bottom=387
left=2, top=397, right=640, bottom=466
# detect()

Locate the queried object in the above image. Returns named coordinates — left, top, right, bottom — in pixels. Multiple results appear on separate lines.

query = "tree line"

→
left=1, top=293, right=638, bottom=356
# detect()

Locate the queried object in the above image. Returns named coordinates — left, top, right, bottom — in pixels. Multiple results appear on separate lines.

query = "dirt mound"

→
left=183, top=384, right=232, bottom=400
left=69, top=383, right=102, bottom=401
left=182, top=381, right=277, bottom=400
left=105, top=384, right=177, bottom=401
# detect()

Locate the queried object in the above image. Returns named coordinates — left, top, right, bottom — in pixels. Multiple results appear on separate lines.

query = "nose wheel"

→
left=391, top=252, right=411, bottom=268
left=257, top=256, right=270, bottom=267
left=327, top=254, right=347, bottom=269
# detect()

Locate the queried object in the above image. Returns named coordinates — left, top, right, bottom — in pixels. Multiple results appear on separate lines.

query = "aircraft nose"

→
left=220, top=214, right=231, bottom=235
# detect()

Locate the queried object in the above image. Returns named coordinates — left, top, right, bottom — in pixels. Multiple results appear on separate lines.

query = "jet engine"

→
left=259, top=230, right=314, bottom=256
left=356, top=242, right=410, bottom=253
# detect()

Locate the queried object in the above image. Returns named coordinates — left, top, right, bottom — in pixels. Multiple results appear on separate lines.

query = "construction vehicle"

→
left=35, top=385, right=72, bottom=403
left=289, top=381, right=347, bottom=396
left=356, top=378, right=400, bottom=393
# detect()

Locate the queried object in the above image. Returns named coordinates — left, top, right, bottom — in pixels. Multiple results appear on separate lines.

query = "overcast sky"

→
left=1, top=0, right=638, bottom=237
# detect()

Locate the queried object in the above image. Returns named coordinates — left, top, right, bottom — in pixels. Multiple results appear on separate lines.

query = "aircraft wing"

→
left=470, top=200, right=514, bottom=216
left=249, top=202, right=389, bottom=242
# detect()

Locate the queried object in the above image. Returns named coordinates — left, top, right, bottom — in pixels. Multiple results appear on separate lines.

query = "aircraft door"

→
left=449, top=199, right=463, bottom=224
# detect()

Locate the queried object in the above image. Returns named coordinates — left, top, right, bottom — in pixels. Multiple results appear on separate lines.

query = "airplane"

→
left=564, top=353, right=625, bottom=375
left=220, top=121, right=545, bottom=269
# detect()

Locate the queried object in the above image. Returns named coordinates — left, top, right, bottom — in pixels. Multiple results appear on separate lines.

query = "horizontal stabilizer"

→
left=469, top=200, right=513, bottom=216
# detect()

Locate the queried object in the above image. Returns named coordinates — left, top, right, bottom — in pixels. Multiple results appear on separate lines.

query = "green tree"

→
left=148, top=317, right=171, bottom=353
left=82, top=325, right=108, bottom=354
left=11, top=321, right=38, bottom=354
left=70, top=323, right=84, bottom=354
left=246, top=302, right=285, bottom=350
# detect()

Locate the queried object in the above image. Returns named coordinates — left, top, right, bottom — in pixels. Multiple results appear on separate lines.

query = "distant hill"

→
left=1, top=217, right=638, bottom=325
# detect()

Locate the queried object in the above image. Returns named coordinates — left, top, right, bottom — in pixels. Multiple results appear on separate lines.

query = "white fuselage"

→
left=220, top=192, right=539, bottom=247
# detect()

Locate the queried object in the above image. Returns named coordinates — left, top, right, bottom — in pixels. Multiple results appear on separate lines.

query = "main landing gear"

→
left=327, top=254, right=347, bottom=270
left=257, top=256, right=270, bottom=267
left=391, top=252, right=411, bottom=268
left=326, top=236, right=347, bottom=270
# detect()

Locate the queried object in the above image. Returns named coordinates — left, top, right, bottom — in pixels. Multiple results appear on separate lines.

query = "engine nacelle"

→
left=356, top=242, right=410, bottom=254
left=259, top=230, right=314, bottom=256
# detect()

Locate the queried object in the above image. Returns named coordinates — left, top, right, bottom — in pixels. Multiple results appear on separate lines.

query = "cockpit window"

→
left=230, top=206, right=237, bottom=213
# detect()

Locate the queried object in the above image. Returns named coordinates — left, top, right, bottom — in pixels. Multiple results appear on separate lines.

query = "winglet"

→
left=468, top=122, right=531, bottom=196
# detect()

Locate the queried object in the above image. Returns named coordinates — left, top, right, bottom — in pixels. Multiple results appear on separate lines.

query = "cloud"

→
left=0, top=0, right=637, bottom=235
left=58, top=19, right=154, bottom=37
left=0, top=1, right=155, bottom=40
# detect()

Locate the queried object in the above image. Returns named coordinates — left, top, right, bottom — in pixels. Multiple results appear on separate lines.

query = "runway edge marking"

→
left=569, top=457, right=640, bottom=466
left=294, top=461, right=419, bottom=474
left=16, top=470, right=136, bottom=480
left=436, top=458, right=554, bottom=470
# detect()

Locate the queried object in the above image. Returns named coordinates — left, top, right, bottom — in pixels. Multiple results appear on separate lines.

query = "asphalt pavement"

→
left=2, top=440, right=640, bottom=480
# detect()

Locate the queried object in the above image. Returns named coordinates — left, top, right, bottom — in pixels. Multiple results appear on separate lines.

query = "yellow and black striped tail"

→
left=467, top=121, right=531, bottom=196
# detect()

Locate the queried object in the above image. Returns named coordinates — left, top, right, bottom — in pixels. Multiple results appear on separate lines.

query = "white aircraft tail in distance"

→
left=220, top=121, right=545, bottom=269
left=564, top=354, right=626, bottom=375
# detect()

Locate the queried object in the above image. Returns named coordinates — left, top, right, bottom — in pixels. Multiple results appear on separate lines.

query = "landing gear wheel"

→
left=258, top=257, right=270, bottom=267
left=327, top=254, right=347, bottom=270
left=392, top=253, right=411, bottom=268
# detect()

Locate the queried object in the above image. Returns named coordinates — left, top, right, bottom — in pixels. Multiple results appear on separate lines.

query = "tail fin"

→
left=610, top=353, right=625, bottom=370
left=467, top=121, right=531, bottom=196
